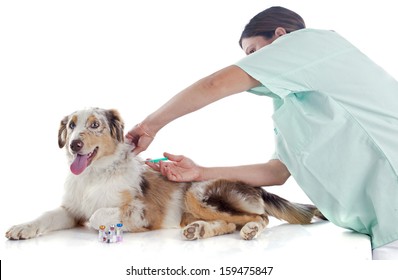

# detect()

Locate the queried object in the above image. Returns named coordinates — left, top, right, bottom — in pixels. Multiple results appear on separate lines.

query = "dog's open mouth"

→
left=70, top=147, right=98, bottom=175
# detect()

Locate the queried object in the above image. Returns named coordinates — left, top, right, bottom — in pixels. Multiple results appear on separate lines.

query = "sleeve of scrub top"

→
left=234, top=29, right=356, bottom=99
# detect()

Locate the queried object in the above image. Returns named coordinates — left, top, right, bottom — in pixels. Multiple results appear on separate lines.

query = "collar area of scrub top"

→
left=235, top=28, right=398, bottom=249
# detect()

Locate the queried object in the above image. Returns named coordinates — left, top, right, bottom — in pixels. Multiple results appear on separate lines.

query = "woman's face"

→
left=241, top=36, right=276, bottom=55
left=241, top=28, right=286, bottom=55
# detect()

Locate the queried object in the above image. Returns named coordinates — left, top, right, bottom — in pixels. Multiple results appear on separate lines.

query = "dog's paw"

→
left=6, top=223, right=40, bottom=240
left=182, top=221, right=207, bottom=241
left=89, top=208, right=121, bottom=230
left=240, top=222, right=260, bottom=240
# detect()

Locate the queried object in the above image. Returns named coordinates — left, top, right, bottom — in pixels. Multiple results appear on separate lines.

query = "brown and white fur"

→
left=6, top=108, right=325, bottom=241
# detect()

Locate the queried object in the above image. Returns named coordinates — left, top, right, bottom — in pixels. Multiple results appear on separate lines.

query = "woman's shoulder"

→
left=285, top=28, right=351, bottom=45
left=274, top=28, right=355, bottom=54
left=281, top=28, right=344, bottom=41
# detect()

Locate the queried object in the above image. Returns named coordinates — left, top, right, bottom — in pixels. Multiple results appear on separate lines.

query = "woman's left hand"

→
left=146, top=152, right=203, bottom=182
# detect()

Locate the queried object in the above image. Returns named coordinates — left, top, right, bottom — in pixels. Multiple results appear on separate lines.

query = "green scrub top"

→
left=235, top=28, right=398, bottom=249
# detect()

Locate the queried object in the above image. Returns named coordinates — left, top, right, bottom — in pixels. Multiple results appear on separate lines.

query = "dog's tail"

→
left=261, top=189, right=327, bottom=224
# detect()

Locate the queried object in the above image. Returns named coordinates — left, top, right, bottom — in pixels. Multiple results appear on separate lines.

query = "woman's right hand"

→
left=146, top=152, right=203, bottom=182
left=125, top=123, right=156, bottom=155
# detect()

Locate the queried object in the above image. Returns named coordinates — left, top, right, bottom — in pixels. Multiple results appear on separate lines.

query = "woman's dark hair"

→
left=239, top=6, right=306, bottom=47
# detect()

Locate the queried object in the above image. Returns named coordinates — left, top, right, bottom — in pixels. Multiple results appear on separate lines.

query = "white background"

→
left=1, top=0, right=397, bottom=279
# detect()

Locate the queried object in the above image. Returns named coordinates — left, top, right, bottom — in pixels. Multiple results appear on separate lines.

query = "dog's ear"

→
left=106, top=109, right=124, bottom=142
left=58, top=116, right=69, bottom=148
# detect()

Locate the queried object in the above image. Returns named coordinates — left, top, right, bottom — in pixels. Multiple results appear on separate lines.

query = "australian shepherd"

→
left=6, top=108, right=324, bottom=241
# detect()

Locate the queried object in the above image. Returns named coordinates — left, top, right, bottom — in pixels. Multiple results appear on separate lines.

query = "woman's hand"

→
left=125, top=123, right=156, bottom=155
left=146, top=153, right=203, bottom=182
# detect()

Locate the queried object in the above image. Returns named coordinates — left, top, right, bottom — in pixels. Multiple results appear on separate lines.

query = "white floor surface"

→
left=2, top=217, right=384, bottom=280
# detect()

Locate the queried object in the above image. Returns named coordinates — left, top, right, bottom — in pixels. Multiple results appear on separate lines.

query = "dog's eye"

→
left=69, top=122, right=76, bottom=129
left=91, top=121, right=100, bottom=129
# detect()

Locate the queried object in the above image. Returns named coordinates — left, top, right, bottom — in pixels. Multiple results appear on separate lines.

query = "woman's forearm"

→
left=142, top=65, right=260, bottom=135
left=198, top=160, right=291, bottom=187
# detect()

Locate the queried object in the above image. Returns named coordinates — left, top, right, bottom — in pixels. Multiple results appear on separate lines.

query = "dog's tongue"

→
left=70, top=154, right=89, bottom=175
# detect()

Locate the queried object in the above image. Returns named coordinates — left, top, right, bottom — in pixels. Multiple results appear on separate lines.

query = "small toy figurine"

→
left=98, top=225, right=106, bottom=242
left=109, top=225, right=116, bottom=243
left=98, top=223, right=123, bottom=243
left=116, top=223, right=123, bottom=242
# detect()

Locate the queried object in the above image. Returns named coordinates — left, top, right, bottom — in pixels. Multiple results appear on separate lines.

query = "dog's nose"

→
left=70, top=139, right=84, bottom=152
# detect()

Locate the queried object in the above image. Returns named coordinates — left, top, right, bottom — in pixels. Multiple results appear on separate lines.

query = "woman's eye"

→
left=246, top=48, right=256, bottom=55
left=91, top=121, right=100, bottom=129
left=69, top=122, right=76, bottom=129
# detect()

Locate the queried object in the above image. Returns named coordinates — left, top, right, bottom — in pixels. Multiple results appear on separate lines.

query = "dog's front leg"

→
left=89, top=207, right=122, bottom=230
left=6, top=206, right=77, bottom=240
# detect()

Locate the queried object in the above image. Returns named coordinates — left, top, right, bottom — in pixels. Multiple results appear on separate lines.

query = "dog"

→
left=6, top=108, right=325, bottom=241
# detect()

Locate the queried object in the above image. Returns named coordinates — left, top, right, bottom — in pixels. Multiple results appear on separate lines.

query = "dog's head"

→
left=58, top=108, right=125, bottom=175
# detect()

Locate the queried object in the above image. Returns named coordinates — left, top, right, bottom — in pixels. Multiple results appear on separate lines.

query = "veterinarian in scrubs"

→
left=126, top=6, right=398, bottom=260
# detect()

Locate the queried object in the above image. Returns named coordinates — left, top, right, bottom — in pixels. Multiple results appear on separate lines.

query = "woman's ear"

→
left=275, top=27, right=287, bottom=37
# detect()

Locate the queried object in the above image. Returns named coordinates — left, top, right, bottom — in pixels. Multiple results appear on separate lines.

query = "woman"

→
left=126, top=6, right=398, bottom=259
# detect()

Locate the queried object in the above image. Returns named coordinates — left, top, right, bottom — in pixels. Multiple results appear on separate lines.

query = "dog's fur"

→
left=6, top=108, right=324, bottom=241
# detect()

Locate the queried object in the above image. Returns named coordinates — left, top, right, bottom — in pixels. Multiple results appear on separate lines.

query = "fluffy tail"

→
left=261, top=189, right=327, bottom=224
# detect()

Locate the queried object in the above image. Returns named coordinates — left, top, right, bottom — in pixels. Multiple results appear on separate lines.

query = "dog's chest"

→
left=62, top=174, right=137, bottom=220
